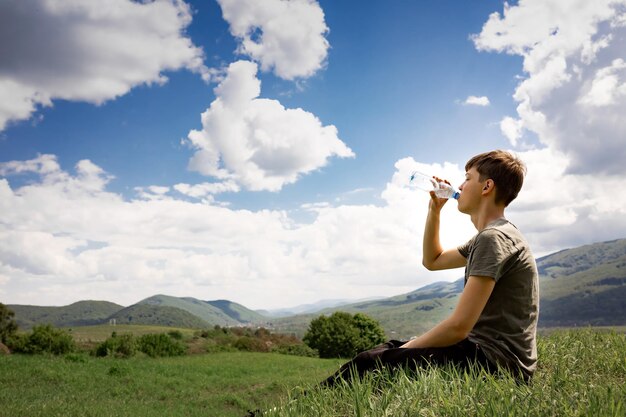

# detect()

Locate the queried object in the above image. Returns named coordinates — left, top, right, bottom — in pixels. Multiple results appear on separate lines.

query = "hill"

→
left=137, top=295, right=240, bottom=326
left=9, top=296, right=269, bottom=330
left=537, top=238, right=626, bottom=326
left=205, top=299, right=267, bottom=323
left=8, top=301, right=123, bottom=329
left=108, top=304, right=210, bottom=328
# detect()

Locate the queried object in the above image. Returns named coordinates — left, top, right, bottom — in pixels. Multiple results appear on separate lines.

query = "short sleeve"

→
left=457, top=237, right=473, bottom=258
left=465, top=229, right=516, bottom=282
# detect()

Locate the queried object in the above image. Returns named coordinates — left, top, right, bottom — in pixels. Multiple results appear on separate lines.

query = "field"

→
left=1, top=328, right=625, bottom=417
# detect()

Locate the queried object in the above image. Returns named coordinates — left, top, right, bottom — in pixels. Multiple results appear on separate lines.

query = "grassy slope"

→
left=138, top=295, right=240, bottom=326
left=275, top=328, right=626, bottom=417
left=109, top=304, right=209, bottom=329
left=206, top=299, right=267, bottom=324
left=8, top=301, right=124, bottom=329
left=66, top=324, right=197, bottom=343
left=0, top=329, right=624, bottom=417
left=0, top=352, right=343, bottom=417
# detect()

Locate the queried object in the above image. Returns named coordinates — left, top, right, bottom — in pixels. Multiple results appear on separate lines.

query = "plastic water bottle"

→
left=409, top=171, right=460, bottom=200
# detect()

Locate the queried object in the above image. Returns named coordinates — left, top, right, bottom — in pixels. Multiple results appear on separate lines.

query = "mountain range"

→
left=7, top=238, right=626, bottom=338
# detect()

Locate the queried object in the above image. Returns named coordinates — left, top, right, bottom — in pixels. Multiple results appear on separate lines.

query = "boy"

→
left=322, top=150, right=538, bottom=385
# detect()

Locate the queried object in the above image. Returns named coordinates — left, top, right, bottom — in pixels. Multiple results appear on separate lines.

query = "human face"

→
left=457, top=167, right=486, bottom=214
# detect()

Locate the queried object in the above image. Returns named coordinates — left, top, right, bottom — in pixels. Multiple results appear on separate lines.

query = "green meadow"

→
left=1, top=328, right=625, bottom=417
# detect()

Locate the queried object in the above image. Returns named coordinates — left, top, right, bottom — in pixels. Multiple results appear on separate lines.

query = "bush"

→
left=8, top=324, right=75, bottom=355
left=168, top=330, right=184, bottom=340
left=138, top=333, right=186, bottom=357
left=234, top=336, right=269, bottom=352
left=273, top=343, right=318, bottom=357
left=94, top=333, right=137, bottom=358
left=0, top=303, right=18, bottom=344
left=303, top=312, right=386, bottom=358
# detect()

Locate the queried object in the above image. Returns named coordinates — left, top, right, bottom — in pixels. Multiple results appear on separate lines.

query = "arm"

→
left=401, top=275, right=495, bottom=348
left=422, top=191, right=466, bottom=271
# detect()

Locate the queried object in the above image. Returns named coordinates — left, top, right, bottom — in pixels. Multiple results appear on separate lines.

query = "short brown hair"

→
left=465, top=150, right=526, bottom=207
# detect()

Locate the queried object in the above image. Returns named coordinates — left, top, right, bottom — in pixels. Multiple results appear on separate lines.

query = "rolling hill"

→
left=108, top=304, right=210, bottom=329
left=8, top=301, right=124, bottom=329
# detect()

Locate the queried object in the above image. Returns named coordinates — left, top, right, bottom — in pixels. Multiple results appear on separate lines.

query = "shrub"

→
left=0, top=303, right=18, bottom=344
left=168, top=330, right=184, bottom=340
left=94, top=333, right=137, bottom=358
left=273, top=343, right=318, bottom=357
left=138, top=333, right=186, bottom=357
left=8, top=324, right=75, bottom=355
left=233, top=336, right=269, bottom=352
left=303, top=312, right=386, bottom=358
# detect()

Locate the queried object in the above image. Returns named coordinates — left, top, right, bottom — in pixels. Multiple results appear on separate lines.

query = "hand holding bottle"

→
left=409, top=171, right=460, bottom=200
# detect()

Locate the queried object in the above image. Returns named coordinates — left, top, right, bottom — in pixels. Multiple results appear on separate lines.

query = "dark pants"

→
left=321, top=338, right=496, bottom=387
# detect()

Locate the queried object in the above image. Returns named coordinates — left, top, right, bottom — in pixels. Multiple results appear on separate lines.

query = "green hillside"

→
left=137, top=295, right=240, bottom=326
left=536, top=238, right=626, bottom=326
left=206, top=299, right=267, bottom=323
left=8, top=301, right=123, bottom=329
left=109, top=304, right=209, bottom=328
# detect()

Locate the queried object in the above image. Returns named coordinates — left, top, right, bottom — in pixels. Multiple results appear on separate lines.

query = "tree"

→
left=0, top=303, right=18, bottom=344
left=303, top=312, right=386, bottom=358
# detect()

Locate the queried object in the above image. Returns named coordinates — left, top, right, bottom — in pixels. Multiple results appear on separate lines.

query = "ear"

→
left=481, top=179, right=494, bottom=195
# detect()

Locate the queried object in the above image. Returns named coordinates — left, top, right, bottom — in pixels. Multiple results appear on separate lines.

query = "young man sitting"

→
left=322, top=150, right=539, bottom=386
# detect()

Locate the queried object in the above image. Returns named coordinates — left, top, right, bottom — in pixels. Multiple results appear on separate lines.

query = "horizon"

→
left=2, top=0, right=626, bottom=310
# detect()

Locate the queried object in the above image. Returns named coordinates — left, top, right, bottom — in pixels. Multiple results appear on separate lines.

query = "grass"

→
left=65, top=324, right=197, bottom=343
left=0, top=351, right=343, bottom=417
left=273, top=328, right=626, bottom=416
left=1, top=328, right=624, bottom=416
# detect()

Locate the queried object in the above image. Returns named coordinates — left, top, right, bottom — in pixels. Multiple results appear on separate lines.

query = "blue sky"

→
left=1, top=0, right=626, bottom=309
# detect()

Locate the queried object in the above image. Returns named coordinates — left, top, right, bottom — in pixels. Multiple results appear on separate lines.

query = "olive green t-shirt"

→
left=457, top=218, right=539, bottom=380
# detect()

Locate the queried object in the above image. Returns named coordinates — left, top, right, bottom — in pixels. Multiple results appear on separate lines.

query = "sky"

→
left=1, top=0, right=626, bottom=310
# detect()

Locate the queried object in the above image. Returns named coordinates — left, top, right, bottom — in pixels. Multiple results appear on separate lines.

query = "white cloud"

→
left=216, top=0, right=330, bottom=80
left=173, top=181, right=241, bottom=199
left=186, top=60, right=354, bottom=191
left=463, top=95, right=490, bottom=106
left=0, top=0, right=210, bottom=131
left=1, top=152, right=626, bottom=308
left=0, top=154, right=472, bottom=308
left=500, top=116, right=524, bottom=146
left=473, top=0, right=626, bottom=175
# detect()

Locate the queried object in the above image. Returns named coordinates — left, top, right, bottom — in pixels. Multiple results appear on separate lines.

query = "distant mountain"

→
left=260, top=298, right=383, bottom=318
left=9, top=295, right=269, bottom=330
left=8, top=301, right=124, bottom=329
left=137, top=295, right=240, bottom=326
left=205, top=299, right=267, bottom=324
left=108, top=304, right=210, bottom=329
left=268, top=280, right=464, bottom=339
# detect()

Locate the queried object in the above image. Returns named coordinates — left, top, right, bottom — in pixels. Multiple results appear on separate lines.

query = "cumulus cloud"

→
left=473, top=0, right=626, bottom=175
left=463, top=95, right=491, bottom=106
left=2, top=152, right=626, bottom=308
left=186, top=60, right=354, bottom=191
left=216, top=0, right=330, bottom=80
left=0, top=154, right=472, bottom=308
left=0, top=0, right=210, bottom=131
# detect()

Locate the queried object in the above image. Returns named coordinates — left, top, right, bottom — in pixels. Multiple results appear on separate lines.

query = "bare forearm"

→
left=422, top=208, right=444, bottom=268
left=401, top=319, right=466, bottom=349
